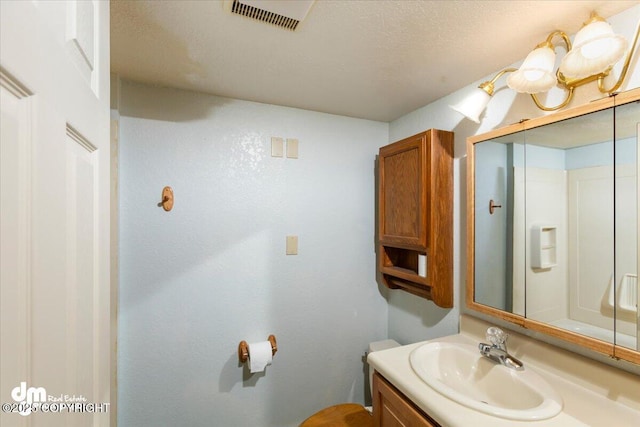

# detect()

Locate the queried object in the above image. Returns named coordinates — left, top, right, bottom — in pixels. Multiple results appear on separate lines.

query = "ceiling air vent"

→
left=227, top=0, right=315, bottom=31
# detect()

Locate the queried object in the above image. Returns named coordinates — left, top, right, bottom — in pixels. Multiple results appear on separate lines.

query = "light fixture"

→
left=450, top=69, right=516, bottom=123
left=560, top=13, right=628, bottom=79
left=451, top=12, right=639, bottom=122
left=507, top=31, right=569, bottom=94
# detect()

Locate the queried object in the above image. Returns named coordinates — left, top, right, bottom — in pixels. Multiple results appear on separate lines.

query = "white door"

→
left=1, top=1, right=110, bottom=426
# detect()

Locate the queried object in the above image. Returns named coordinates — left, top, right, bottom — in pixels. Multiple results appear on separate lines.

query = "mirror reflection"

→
left=524, top=108, right=616, bottom=344
left=615, top=100, right=639, bottom=351
left=473, top=100, right=639, bottom=351
left=474, top=131, right=525, bottom=315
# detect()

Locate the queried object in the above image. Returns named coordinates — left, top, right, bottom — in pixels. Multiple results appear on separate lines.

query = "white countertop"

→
left=368, top=316, right=640, bottom=427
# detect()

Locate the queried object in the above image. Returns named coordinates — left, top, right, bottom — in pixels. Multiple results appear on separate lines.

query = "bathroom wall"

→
left=116, top=81, right=389, bottom=427
left=387, top=5, right=640, bottom=344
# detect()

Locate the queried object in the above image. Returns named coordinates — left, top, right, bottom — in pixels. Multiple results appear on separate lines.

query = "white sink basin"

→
left=410, top=342, right=563, bottom=421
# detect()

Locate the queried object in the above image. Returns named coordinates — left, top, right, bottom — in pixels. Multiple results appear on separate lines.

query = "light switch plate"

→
left=286, top=235, right=298, bottom=255
left=286, top=138, right=298, bottom=158
left=271, top=137, right=284, bottom=157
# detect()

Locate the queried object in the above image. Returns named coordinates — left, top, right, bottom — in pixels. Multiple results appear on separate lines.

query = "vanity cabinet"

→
left=372, top=372, right=440, bottom=427
left=378, top=129, right=454, bottom=307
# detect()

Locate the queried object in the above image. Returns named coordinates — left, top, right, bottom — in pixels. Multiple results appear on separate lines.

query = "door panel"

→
left=0, top=80, right=32, bottom=427
left=66, top=127, right=98, bottom=427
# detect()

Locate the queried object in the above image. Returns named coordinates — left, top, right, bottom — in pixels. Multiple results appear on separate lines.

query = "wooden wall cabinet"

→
left=372, top=373, right=440, bottom=427
left=378, top=129, right=454, bottom=307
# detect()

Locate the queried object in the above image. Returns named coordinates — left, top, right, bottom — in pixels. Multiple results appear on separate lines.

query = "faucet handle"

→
left=486, top=327, right=508, bottom=347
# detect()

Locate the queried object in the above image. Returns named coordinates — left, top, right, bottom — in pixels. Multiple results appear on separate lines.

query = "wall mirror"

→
left=467, top=88, right=640, bottom=364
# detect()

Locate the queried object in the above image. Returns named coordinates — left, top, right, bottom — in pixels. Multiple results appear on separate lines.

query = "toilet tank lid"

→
left=368, top=339, right=400, bottom=353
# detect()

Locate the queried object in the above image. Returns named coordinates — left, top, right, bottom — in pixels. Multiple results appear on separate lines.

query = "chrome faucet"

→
left=478, top=327, right=524, bottom=371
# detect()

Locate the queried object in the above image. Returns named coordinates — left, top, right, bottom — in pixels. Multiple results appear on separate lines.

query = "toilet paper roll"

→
left=418, top=254, right=427, bottom=278
left=248, top=341, right=273, bottom=373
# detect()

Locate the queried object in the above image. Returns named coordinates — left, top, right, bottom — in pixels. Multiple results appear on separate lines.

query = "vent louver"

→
left=231, top=0, right=300, bottom=31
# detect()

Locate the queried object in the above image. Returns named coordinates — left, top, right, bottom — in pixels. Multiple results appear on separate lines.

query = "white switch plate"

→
left=286, top=138, right=298, bottom=158
left=271, top=137, right=284, bottom=157
left=286, top=235, right=298, bottom=255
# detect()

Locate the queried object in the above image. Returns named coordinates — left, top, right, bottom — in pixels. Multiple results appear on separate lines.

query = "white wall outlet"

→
left=286, top=235, right=298, bottom=255
left=286, top=138, right=298, bottom=158
left=271, top=137, right=284, bottom=157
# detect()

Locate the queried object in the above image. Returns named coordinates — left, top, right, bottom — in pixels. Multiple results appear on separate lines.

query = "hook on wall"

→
left=489, top=199, right=502, bottom=215
left=159, top=186, right=174, bottom=211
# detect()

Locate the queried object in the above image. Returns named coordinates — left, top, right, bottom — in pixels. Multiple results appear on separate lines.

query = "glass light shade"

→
left=449, top=88, right=491, bottom=123
left=559, top=20, right=628, bottom=79
left=507, top=46, right=557, bottom=93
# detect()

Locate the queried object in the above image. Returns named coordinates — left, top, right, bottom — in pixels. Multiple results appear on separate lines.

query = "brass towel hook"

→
left=489, top=199, right=502, bottom=215
left=159, top=186, right=174, bottom=211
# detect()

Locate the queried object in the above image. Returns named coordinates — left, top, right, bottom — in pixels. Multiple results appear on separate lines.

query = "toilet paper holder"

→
left=238, top=335, right=277, bottom=363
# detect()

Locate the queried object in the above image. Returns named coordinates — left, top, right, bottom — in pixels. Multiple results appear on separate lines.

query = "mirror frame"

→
left=466, top=87, right=640, bottom=365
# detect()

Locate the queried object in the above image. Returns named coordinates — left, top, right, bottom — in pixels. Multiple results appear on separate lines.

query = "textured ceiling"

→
left=111, top=0, right=640, bottom=122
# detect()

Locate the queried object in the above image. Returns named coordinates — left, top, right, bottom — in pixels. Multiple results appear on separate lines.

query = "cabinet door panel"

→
left=373, top=373, right=438, bottom=427
left=379, top=134, right=426, bottom=248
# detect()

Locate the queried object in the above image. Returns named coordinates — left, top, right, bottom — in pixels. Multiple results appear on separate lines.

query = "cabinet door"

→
left=379, top=133, right=427, bottom=249
left=372, top=373, right=439, bottom=427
